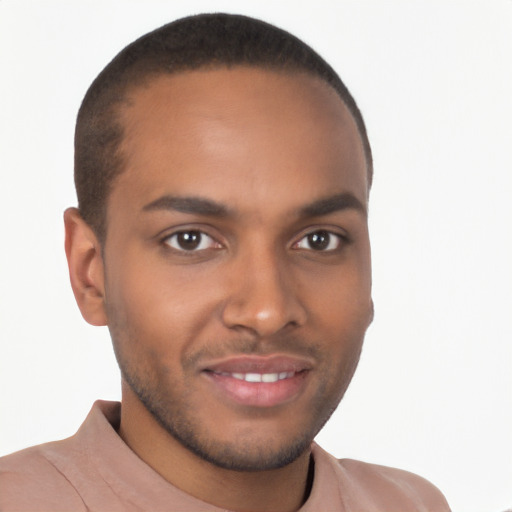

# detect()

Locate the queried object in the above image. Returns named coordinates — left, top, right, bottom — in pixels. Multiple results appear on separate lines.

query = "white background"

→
left=0, top=1, right=511, bottom=511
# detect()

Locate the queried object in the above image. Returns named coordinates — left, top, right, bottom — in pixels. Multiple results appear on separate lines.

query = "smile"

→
left=199, top=355, right=313, bottom=408
left=214, top=371, right=296, bottom=383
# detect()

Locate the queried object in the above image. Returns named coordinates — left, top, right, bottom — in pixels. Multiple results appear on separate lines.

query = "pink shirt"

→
left=0, top=401, right=450, bottom=511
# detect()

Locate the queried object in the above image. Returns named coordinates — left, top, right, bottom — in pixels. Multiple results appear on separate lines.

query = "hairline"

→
left=90, top=64, right=372, bottom=245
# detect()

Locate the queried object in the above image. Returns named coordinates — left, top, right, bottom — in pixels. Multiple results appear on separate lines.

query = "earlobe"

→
left=64, top=207, right=107, bottom=326
left=368, top=298, right=375, bottom=326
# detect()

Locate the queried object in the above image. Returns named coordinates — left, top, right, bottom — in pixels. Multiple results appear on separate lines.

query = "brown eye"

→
left=164, top=231, right=219, bottom=252
left=295, top=230, right=342, bottom=251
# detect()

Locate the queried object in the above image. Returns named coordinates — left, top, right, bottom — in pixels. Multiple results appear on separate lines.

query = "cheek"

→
left=303, top=255, right=372, bottom=370
left=104, top=254, right=223, bottom=358
left=307, top=262, right=372, bottom=327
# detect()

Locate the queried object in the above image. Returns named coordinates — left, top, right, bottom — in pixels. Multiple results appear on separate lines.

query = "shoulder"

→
left=0, top=440, right=87, bottom=511
left=340, top=458, right=450, bottom=510
left=311, top=445, right=451, bottom=511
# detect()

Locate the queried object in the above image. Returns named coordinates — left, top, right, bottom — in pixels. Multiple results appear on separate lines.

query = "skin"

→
left=64, top=67, right=373, bottom=512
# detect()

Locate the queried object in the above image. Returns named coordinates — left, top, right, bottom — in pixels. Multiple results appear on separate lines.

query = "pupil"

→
left=308, top=231, right=329, bottom=250
left=177, top=231, right=201, bottom=250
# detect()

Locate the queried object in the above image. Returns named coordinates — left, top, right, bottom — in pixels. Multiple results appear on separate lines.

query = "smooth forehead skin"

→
left=107, top=67, right=369, bottom=233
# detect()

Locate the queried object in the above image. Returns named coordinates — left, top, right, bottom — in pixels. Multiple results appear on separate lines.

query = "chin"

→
left=170, top=428, right=314, bottom=472
left=128, top=375, right=317, bottom=472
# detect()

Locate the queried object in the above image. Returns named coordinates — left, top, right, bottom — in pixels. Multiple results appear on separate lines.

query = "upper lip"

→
left=201, top=354, right=315, bottom=374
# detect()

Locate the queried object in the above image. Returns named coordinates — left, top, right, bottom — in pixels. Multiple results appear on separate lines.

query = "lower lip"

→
left=203, top=371, right=309, bottom=407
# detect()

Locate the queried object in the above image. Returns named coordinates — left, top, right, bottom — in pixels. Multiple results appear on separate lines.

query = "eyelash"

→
left=163, top=230, right=221, bottom=252
left=293, top=230, right=344, bottom=252
left=161, top=228, right=347, bottom=254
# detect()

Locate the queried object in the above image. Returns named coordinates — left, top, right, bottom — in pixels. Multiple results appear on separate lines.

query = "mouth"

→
left=201, top=355, right=313, bottom=408
left=212, top=371, right=296, bottom=383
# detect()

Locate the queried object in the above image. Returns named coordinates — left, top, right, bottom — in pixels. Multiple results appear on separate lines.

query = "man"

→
left=0, top=13, right=450, bottom=511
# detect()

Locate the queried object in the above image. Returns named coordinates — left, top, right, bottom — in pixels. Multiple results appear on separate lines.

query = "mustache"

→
left=182, top=335, right=324, bottom=369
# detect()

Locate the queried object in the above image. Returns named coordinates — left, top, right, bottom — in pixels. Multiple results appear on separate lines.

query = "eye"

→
left=294, top=230, right=343, bottom=252
left=163, top=230, right=221, bottom=252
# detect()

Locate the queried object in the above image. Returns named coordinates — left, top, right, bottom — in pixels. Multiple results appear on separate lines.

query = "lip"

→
left=203, top=354, right=314, bottom=373
left=201, top=355, right=313, bottom=407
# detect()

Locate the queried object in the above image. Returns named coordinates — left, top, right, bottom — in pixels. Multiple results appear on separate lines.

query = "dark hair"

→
left=75, top=13, right=373, bottom=240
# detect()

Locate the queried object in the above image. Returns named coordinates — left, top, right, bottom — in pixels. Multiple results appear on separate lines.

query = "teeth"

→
left=220, top=372, right=295, bottom=382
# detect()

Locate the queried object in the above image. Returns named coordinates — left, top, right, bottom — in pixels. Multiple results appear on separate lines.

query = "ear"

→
left=368, top=298, right=375, bottom=326
left=64, top=208, right=107, bottom=326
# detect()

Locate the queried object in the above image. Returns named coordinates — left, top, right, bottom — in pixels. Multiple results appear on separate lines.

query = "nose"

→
left=221, top=247, right=307, bottom=337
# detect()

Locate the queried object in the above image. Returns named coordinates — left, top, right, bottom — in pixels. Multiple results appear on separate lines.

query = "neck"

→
left=118, top=382, right=313, bottom=512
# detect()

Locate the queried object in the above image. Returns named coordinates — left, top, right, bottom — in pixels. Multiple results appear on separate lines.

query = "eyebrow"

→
left=142, top=192, right=366, bottom=219
left=299, top=193, right=367, bottom=218
left=142, top=195, right=230, bottom=217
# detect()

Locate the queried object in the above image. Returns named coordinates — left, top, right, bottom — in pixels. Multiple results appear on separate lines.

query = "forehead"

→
left=112, top=67, right=368, bottom=220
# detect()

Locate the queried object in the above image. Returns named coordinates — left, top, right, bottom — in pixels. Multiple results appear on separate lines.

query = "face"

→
left=102, top=68, right=372, bottom=471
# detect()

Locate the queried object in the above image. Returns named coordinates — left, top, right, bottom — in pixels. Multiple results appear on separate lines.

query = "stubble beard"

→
left=108, top=309, right=363, bottom=472
left=119, top=361, right=329, bottom=472
left=116, top=345, right=361, bottom=473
